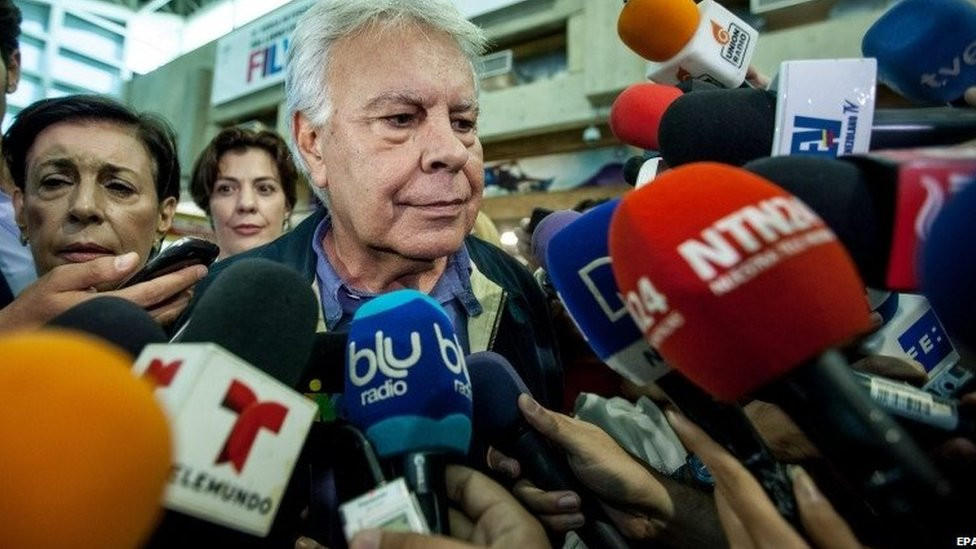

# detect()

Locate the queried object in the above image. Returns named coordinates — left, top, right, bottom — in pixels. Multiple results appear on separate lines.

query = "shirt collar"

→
left=310, top=211, right=481, bottom=330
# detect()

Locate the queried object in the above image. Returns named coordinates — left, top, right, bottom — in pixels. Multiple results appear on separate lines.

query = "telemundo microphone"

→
left=467, top=351, right=633, bottom=549
left=608, top=162, right=955, bottom=543
left=341, top=289, right=473, bottom=535
left=863, top=0, right=976, bottom=106
left=744, top=154, right=973, bottom=397
left=0, top=330, right=172, bottom=549
left=617, top=0, right=758, bottom=89
left=543, top=198, right=800, bottom=527
left=136, top=258, right=320, bottom=541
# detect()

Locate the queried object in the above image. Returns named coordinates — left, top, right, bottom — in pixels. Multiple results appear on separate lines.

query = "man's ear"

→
left=292, top=111, right=328, bottom=191
left=5, top=49, right=20, bottom=93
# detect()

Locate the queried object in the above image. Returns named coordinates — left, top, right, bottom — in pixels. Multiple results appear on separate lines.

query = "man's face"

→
left=298, top=22, right=484, bottom=262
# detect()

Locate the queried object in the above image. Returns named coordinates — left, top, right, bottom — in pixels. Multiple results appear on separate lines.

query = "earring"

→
left=18, top=230, right=28, bottom=246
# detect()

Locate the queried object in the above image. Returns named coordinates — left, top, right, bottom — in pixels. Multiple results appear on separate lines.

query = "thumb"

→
left=48, top=253, right=140, bottom=291
left=349, top=529, right=472, bottom=549
left=517, top=393, right=572, bottom=449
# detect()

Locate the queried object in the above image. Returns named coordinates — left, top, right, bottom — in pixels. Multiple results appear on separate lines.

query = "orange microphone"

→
left=0, top=330, right=171, bottom=548
left=617, top=0, right=759, bottom=88
left=609, top=82, right=683, bottom=151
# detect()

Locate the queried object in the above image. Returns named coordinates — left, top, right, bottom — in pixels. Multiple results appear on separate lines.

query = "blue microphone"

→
left=924, top=181, right=976, bottom=356
left=863, top=0, right=976, bottom=104
left=544, top=198, right=800, bottom=526
left=342, top=289, right=472, bottom=534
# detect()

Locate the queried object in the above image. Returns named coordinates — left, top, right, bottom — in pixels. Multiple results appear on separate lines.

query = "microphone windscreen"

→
left=608, top=162, right=873, bottom=401
left=617, top=0, right=700, bottom=62
left=0, top=331, right=171, bottom=549
left=623, top=155, right=645, bottom=185
left=609, top=83, right=683, bottom=151
left=658, top=88, right=776, bottom=167
left=743, top=156, right=882, bottom=284
left=531, top=209, right=583, bottom=272
left=179, top=258, right=318, bottom=388
left=465, top=351, right=529, bottom=446
left=863, top=0, right=976, bottom=104
left=343, top=289, right=472, bottom=458
left=923, top=182, right=976, bottom=350
left=46, top=295, right=167, bottom=357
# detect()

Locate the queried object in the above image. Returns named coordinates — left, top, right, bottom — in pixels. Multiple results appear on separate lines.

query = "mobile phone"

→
left=116, top=237, right=219, bottom=289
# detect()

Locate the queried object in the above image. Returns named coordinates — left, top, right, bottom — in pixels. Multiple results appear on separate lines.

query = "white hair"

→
left=285, top=0, right=489, bottom=205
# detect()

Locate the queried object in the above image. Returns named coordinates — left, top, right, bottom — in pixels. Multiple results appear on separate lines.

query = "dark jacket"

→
left=150, top=210, right=563, bottom=548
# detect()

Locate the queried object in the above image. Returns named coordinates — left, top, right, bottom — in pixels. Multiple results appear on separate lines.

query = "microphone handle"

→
left=509, top=429, right=633, bottom=549
left=758, top=349, right=955, bottom=545
left=402, top=452, right=449, bottom=535
left=872, top=107, right=976, bottom=149
left=655, top=372, right=801, bottom=529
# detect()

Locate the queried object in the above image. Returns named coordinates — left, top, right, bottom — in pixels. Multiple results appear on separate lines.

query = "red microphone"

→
left=608, top=162, right=955, bottom=540
left=609, top=82, right=683, bottom=151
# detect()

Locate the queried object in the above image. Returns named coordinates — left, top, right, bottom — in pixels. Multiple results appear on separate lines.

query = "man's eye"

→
left=385, top=113, right=415, bottom=127
left=453, top=118, right=476, bottom=132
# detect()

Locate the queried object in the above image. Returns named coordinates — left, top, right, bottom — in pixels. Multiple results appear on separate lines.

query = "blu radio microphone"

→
left=863, top=0, right=976, bottom=105
left=342, top=289, right=473, bottom=534
left=467, top=351, right=632, bottom=549
left=0, top=331, right=171, bottom=549
left=46, top=295, right=167, bottom=357
left=544, top=198, right=799, bottom=526
left=618, top=0, right=758, bottom=88
left=658, top=88, right=976, bottom=167
left=608, top=162, right=954, bottom=540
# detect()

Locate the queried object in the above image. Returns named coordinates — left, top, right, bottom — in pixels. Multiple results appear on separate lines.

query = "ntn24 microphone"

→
left=133, top=343, right=317, bottom=537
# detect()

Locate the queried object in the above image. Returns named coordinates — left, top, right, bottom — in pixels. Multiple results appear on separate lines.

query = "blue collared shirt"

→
left=310, top=213, right=483, bottom=353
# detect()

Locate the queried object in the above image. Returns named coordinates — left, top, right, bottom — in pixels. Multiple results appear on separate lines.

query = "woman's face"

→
left=208, top=147, right=290, bottom=259
left=13, top=120, right=176, bottom=278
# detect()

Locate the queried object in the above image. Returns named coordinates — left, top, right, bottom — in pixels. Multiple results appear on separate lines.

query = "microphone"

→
left=341, top=289, right=473, bottom=535
left=863, top=0, right=976, bottom=105
left=46, top=295, right=167, bottom=357
left=137, top=258, right=321, bottom=541
left=743, top=154, right=969, bottom=396
left=530, top=209, right=582, bottom=273
left=607, top=162, right=954, bottom=539
left=658, top=88, right=976, bottom=167
left=543, top=198, right=800, bottom=526
left=617, top=0, right=758, bottom=89
left=466, top=351, right=632, bottom=549
left=0, top=330, right=171, bottom=549
left=923, top=180, right=976, bottom=354
left=609, top=82, right=683, bottom=151
left=177, top=258, right=320, bottom=389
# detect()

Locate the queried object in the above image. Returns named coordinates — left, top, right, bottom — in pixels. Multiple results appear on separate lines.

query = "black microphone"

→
left=177, top=258, right=319, bottom=388
left=658, top=88, right=976, bottom=167
left=46, top=295, right=167, bottom=357
left=467, top=351, right=632, bottom=549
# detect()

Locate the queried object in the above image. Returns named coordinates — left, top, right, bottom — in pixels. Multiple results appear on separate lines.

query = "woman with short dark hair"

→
left=0, top=94, right=206, bottom=331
